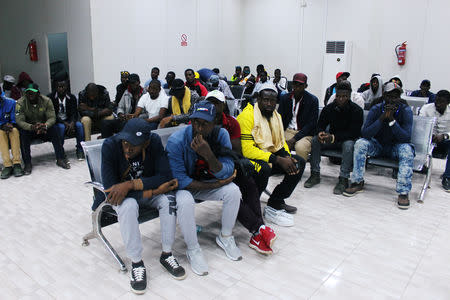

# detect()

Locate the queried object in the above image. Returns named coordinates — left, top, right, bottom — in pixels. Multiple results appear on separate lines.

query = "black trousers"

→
left=101, top=119, right=126, bottom=139
left=234, top=172, right=264, bottom=234
left=19, top=125, right=65, bottom=164
left=252, top=153, right=305, bottom=210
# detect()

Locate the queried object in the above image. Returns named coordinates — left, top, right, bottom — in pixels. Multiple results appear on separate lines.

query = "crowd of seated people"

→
left=1, top=65, right=449, bottom=295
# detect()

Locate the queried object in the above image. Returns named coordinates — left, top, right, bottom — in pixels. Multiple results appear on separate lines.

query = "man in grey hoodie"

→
left=361, top=75, right=383, bottom=109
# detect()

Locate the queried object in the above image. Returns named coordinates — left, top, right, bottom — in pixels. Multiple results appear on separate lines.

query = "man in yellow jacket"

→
left=237, top=83, right=305, bottom=227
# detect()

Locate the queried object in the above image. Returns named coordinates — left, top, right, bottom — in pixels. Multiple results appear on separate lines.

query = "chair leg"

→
left=419, top=156, right=433, bottom=203
left=263, top=189, right=272, bottom=197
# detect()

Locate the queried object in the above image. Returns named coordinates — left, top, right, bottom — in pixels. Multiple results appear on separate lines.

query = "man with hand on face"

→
left=278, top=73, right=319, bottom=162
left=16, top=83, right=70, bottom=173
left=48, top=80, right=85, bottom=160
left=166, top=101, right=242, bottom=262
left=237, top=83, right=305, bottom=226
left=101, top=73, right=145, bottom=138
left=304, top=81, right=363, bottom=194
left=344, top=82, right=414, bottom=209
left=102, top=118, right=207, bottom=294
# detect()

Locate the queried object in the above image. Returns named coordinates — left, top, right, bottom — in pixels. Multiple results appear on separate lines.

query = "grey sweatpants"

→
left=178, top=182, right=241, bottom=236
left=113, top=192, right=200, bottom=263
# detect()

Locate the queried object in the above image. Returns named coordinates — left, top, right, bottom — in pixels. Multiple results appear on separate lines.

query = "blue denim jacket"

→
left=0, top=94, right=16, bottom=126
left=166, top=125, right=235, bottom=189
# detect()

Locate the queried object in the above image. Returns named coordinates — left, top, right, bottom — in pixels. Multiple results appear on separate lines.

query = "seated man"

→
left=0, top=88, right=23, bottom=178
left=78, top=83, right=114, bottom=141
left=271, top=69, right=287, bottom=94
left=12, top=72, right=33, bottom=100
left=369, top=81, right=406, bottom=109
left=419, top=90, right=450, bottom=191
left=327, top=80, right=364, bottom=110
left=206, top=90, right=276, bottom=255
left=101, top=74, right=145, bottom=138
left=411, top=79, right=436, bottom=103
left=48, top=80, right=85, bottom=160
left=361, top=74, right=383, bottom=108
left=324, top=72, right=349, bottom=106
left=166, top=101, right=242, bottom=261
left=344, top=83, right=414, bottom=210
left=102, top=118, right=208, bottom=294
left=237, top=83, right=305, bottom=225
left=252, top=71, right=269, bottom=96
left=132, top=80, right=168, bottom=130
left=278, top=73, right=318, bottom=161
left=185, top=69, right=208, bottom=97
left=114, top=71, right=129, bottom=108
left=144, top=67, right=164, bottom=89
left=230, top=66, right=242, bottom=85
left=239, top=66, right=253, bottom=86
left=158, top=78, right=200, bottom=128
left=209, top=75, right=235, bottom=100
left=304, top=81, right=363, bottom=194
left=163, top=71, right=175, bottom=89
left=16, top=84, right=70, bottom=173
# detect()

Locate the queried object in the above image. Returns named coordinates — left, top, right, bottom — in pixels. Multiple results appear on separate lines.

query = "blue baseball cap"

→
left=116, top=118, right=152, bottom=146
left=190, top=100, right=216, bottom=122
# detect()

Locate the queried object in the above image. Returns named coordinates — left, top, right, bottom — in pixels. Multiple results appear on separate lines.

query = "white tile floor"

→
left=1, top=137, right=449, bottom=300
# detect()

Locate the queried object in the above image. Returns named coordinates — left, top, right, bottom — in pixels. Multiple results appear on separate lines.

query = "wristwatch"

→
left=389, top=120, right=396, bottom=127
left=444, top=133, right=449, bottom=140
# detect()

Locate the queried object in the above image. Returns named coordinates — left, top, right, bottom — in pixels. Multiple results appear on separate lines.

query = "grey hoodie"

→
left=362, top=75, right=383, bottom=104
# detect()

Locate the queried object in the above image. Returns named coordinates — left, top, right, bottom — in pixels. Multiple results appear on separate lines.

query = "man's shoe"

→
left=263, top=206, right=294, bottom=227
left=333, top=177, right=349, bottom=195
left=280, top=203, right=297, bottom=214
left=56, top=159, right=71, bottom=169
left=76, top=150, right=85, bottom=161
left=23, top=163, right=32, bottom=175
left=186, top=247, right=208, bottom=276
left=160, top=253, right=186, bottom=280
left=1, top=167, right=13, bottom=179
left=259, top=225, right=277, bottom=248
left=130, top=261, right=147, bottom=295
left=249, top=233, right=273, bottom=255
left=304, top=172, right=320, bottom=188
left=13, top=164, right=24, bottom=177
left=216, top=233, right=242, bottom=261
left=443, top=177, right=450, bottom=192
left=343, top=181, right=364, bottom=197
left=397, top=194, right=410, bottom=210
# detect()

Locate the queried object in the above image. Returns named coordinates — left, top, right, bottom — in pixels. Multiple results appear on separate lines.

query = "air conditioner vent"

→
left=326, top=41, right=345, bottom=54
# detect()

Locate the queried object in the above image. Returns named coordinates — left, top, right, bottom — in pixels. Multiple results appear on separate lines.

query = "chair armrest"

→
left=85, top=181, right=106, bottom=195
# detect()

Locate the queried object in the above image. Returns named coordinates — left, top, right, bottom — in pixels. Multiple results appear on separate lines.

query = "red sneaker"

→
left=249, top=233, right=273, bottom=255
left=259, top=225, right=276, bottom=248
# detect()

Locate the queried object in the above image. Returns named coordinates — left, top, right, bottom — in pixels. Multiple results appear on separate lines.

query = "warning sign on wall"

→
left=181, top=34, right=188, bottom=47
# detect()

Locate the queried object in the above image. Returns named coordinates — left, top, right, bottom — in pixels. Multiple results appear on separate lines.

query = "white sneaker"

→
left=264, top=206, right=294, bottom=227
left=216, top=234, right=242, bottom=261
left=186, top=247, right=208, bottom=276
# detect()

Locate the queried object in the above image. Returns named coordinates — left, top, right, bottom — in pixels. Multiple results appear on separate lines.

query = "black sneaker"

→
left=333, top=177, right=349, bottom=195
left=76, top=150, right=85, bottom=161
left=1, top=167, right=13, bottom=179
left=13, top=164, right=24, bottom=177
left=160, top=253, right=187, bottom=280
left=304, top=172, right=320, bottom=188
left=56, top=159, right=71, bottom=169
left=343, top=181, right=364, bottom=197
left=130, top=261, right=147, bottom=295
left=397, top=194, right=410, bottom=210
left=280, top=203, right=297, bottom=214
left=442, top=177, right=450, bottom=193
left=23, top=163, right=32, bottom=175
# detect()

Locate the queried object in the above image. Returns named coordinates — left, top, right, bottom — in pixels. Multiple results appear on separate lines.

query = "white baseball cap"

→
left=3, top=75, right=15, bottom=83
left=205, top=90, right=225, bottom=103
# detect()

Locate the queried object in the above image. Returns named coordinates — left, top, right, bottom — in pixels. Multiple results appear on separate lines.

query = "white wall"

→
left=89, top=0, right=242, bottom=97
left=242, top=0, right=450, bottom=101
left=0, top=0, right=94, bottom=95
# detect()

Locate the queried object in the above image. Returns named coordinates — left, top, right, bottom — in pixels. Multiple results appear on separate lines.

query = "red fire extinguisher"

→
left=26, top=39, right=38, bottom=61
left=395, top=41, right=407, bottom=65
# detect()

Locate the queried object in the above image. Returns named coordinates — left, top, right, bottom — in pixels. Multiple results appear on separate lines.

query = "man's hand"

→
left=125, top=114, right=134, bottom=120
left=105, top=181, right=133, bottom=206
left=287, top=138, right=296, bottom=152
left=65, top=122, right=75, bottom=135
left=118, top=113, right=126, bottom=121
left=191, top=134, right=214, bottom=159
left=433, top=134, right=445, bottom=144
left=215, top=170, right=237, bottom=188
left=159, top=116, right=173, bottom=128
left=276, top=156, right=299, bottom=175
left=1, top=123, right=13, bottom=132
left=153, top=179, right=178, bottom=196
left=318, top=132, right=333, bottom=144
left=380, top=104, right=396, bottom=121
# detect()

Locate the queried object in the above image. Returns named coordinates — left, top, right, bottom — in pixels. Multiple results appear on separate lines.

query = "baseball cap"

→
left=116, top=118, right=152, bottom=146
left=384, top=82, right=403, bottom=93
left=169, top=78, right=185, bottom=95
left=421, top=79, right=431, bottom=86
left=293, top=73, right=307, bottom=84
left=258, top=82, right=278, bottom=94
left=25, top=83, right=39, bottom=93
left=3, top=75, right=15, bottom=83
left=205, top=90, right=225, bottom=103
left=209, top=75, right=220, bottom=84
left=128, top=73, right=140, bottom=83
left=336, top=72, right=350, bottom=80
left=190, top=100, right=216, bottom=122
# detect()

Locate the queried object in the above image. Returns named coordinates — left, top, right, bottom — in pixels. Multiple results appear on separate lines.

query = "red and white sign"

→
left=181, top=34, right=188, bottom=47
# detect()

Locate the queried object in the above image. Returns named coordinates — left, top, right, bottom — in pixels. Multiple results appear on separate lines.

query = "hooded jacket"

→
left=11, top=72, right=34, bottom=100
left=361, top=75, right=383, bottom=105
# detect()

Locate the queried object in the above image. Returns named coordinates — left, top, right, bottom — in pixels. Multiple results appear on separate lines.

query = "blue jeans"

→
left=350, top=138, right=415, bottom=195
left=56, top=121, right=85, bottom=152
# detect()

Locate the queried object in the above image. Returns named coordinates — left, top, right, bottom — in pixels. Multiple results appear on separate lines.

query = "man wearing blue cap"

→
left=102, top=118, right=207, bottom=294
left=166, top=100, right=242, bottom=261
